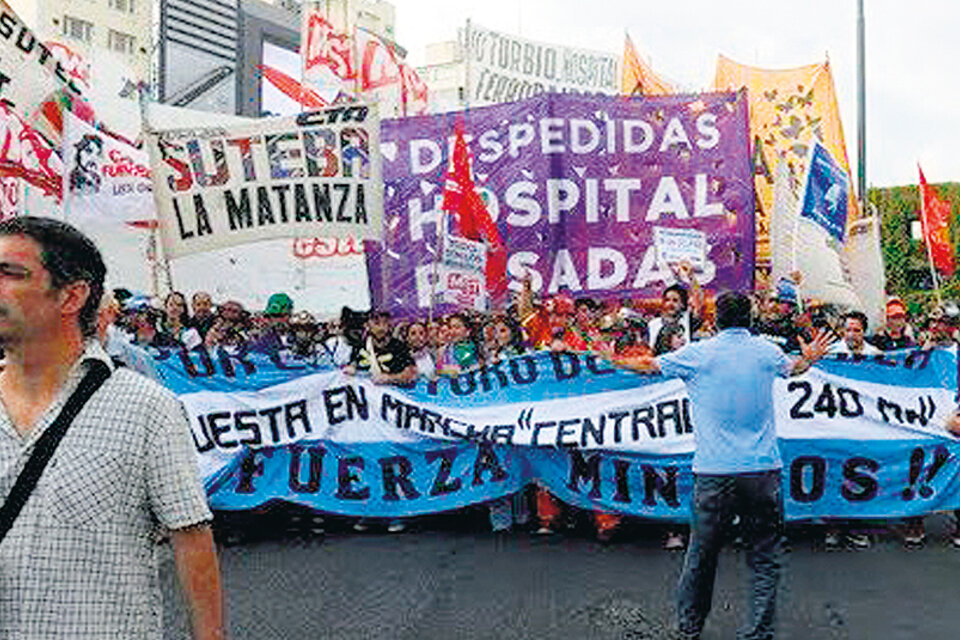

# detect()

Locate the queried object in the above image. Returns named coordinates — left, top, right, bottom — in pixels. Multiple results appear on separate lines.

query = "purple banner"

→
left=368, top=91, right=754, bottom=316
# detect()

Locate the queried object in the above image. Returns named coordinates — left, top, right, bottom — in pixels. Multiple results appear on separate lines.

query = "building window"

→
left=108, top=30, right=136, bottom=55
left=62, top=16, right=93, bottom=43
left=108, top=0, right=135, bottom=13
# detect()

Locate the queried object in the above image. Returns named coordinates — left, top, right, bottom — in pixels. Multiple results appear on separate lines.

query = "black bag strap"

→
left=0, top=359, right=111, bottom=543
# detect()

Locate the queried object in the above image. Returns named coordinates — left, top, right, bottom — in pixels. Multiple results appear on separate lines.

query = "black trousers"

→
left=677, top=470, right=784, bottom=640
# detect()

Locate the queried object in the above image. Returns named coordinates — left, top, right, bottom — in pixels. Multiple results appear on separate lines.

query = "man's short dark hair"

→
left=574, top=297, right=597, bottom=310
left=715, top=290, right=752, bottom=330
left=843, top=310, right=868, bottom=332
left=663, top=283, right=689, bottom=310
left=0, top=216, right=105, bottom=338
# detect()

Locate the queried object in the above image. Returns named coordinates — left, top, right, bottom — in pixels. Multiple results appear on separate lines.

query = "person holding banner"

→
left=869, top=297, right=915, bottom=351
left=98, top=291, right=162, bottom=383
left=204, top=300, right=253, bottom=350
left=559, top=298, right=605, bottom=352
left=190, top=291, right=217, bottom=340
left=436, top=313, right=481, bottom=376
left=346, top=309, right=417, bottom=385
left=654, top=323, right=691, bottom=552
left=920, top=304, right=960, bottom=350
left=157, top=291, right=202, bottom=350
left=647, top=262, right=704, bottom=348
left=867, top=299, right=922, bottom=548
left=827, top=311, right=881, bottom=358
left=823, top=311, right=879, bottom=549
left=0, top=217, right=224, bottom=640
left=399, top=321, right=435, bottom=379
left=345, top=309, right=417, bottom=534
left=481, top=314, right=526, bottom=365
left=618, top=290, right=832, bottom=640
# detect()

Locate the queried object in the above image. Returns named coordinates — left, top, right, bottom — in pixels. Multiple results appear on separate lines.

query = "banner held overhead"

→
left=147, top=105, right=383, bottom=259
left=62, top=111, right=155, bottom=225
left=371, top=91, right=754, bottom=317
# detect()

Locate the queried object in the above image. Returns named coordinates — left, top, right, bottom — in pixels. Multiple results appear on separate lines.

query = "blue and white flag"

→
left=798, top=141, right=850, bottom=242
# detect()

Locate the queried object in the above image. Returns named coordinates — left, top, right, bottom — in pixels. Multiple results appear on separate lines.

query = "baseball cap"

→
left=123, top=294, right=153, bottom=313
left=886, top=297, right=907, bottom=317
left=265, top=293, right=293, bottom=316
left=774, top=277, right=799, bottom=305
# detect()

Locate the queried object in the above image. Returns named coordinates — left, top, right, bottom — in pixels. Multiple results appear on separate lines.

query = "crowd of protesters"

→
left=101, top=264, right=960, bottom=549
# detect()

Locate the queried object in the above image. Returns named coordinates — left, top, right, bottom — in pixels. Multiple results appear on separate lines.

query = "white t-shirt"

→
left=648, top=311, right=693, bottom=347
left=827, top=340, right=882, bottom=356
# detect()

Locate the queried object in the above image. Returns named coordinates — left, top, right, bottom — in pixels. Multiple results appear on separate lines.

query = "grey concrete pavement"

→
left=162, top=513, right=960, bottom=639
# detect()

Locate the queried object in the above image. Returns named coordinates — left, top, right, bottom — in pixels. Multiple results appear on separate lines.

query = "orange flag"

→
left=621, top=33, right=674, bottom=96
left=918, top=166, right=955, bottom=276
left=714, top=55, right=853, bottom=265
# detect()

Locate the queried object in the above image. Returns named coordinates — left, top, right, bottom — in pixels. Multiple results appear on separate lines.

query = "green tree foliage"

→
left=870, top=182, right=960, bottom=311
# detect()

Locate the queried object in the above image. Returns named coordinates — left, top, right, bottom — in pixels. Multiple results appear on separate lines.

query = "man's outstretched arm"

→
left=790, top=327, right=834, bottom=376
left=172, top=523, right=226, bottom=640
left=614, top=354, right=662, bottom=374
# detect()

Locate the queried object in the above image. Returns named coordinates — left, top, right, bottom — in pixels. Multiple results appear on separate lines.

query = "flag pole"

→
left=430, top=114, right=452, bottom=363
left=919, top=178, right=943, bottom=306
left=137, top=83, right=169, bottom=298
left=790, top=146, right=818, bottom=313
left=464, top=19, right=472, bottom=111
left=856, top=0, right=867, bottom=214
left=428, top=212, right=445, bottom=369
left=429, top=224, right=443, bottom=324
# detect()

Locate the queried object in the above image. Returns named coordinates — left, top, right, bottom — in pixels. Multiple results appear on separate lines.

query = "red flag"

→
left=919, top=165, right=955, bottom=276
left=0, top=101, right=62, bottom=200
left=258, top=65, right=328, bottom=109
left=441, top=123, right=507, bottom=300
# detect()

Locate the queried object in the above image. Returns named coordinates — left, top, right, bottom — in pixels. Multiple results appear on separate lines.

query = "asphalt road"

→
left=161, top=510, right=960, bottom=639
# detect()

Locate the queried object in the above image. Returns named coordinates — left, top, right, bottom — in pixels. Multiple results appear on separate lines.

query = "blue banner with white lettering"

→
left=152, top=343, right=960, bottom=521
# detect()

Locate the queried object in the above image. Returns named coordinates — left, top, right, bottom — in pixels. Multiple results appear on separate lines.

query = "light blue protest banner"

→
left=205, top=441, right=528, bottom=517
left=203, top=436, right=960, bottom=522
left=148, top=345, right=960, bottom=521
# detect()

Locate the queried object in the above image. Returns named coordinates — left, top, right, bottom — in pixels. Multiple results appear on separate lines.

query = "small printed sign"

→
left=653, top=226, right=707, bottom=269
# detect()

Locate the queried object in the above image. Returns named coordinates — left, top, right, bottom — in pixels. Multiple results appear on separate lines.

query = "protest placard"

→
left=147, top=105, right=382, bottom=258
left=464, top=22, right=618, bottom=105
left=653, top=226, right=707, bottom=269
left=438, top=235, right=487, bottom=309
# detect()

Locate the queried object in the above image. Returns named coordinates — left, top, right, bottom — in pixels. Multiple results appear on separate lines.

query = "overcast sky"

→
left=392, top=0, right=956, bottom=188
